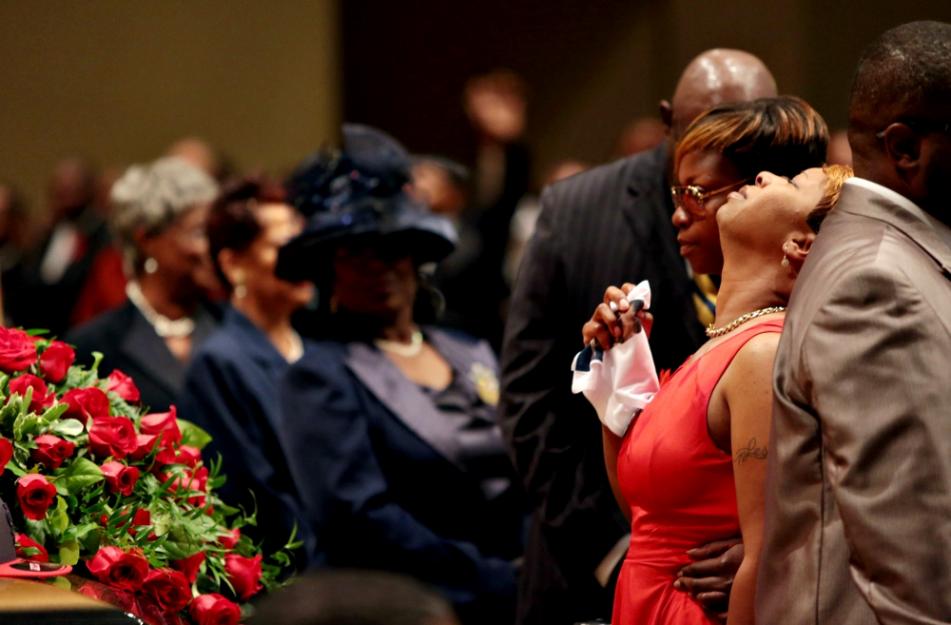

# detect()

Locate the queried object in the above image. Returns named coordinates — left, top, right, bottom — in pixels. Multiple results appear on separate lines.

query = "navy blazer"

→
left=178, top=307, right=311, bottom=556
left=279, top=326, right=524, bottom=624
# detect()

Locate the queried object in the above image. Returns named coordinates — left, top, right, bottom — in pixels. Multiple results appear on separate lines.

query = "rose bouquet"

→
left=0, top=327, right=299, bottom=624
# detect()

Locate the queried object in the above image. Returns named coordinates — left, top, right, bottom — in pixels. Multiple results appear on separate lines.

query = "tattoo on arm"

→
left=734, top=437, right=768, bottom=464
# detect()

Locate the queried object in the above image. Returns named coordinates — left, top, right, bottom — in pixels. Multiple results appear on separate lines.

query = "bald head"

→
left=666, top=49, right=778, bottom=141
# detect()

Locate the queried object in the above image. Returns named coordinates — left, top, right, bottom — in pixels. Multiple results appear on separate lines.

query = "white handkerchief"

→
left=571, top=281, right=659, bottom=437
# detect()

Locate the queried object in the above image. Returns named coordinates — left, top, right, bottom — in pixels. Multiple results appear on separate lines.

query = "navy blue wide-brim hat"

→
left=276, top=124, right=457, bottom=283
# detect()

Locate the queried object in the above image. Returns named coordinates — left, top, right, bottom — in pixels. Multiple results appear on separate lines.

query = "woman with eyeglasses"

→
left=583, top=97, right=845, bottom=625
left=68, top=157, right=221, bottom=411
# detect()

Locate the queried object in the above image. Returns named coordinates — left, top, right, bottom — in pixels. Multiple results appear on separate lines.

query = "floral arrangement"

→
left=0, top=327, right=298, bottom=624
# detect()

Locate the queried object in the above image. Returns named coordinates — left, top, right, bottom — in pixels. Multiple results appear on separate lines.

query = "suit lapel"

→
left=618, top=145, right=670, bottom=244
left=344, top=342, right=465, bottom=470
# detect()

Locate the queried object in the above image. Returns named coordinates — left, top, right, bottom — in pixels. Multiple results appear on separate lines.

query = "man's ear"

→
left=659, top=100, right=673, bottom=135
left=880, top=123, right=923, bottom=174
left=784, top=232, right=815, bottom=274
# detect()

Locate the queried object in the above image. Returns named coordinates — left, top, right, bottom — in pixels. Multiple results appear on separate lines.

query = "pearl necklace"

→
left=705, top=306, right=785, bottom=338
left=126, top=281, right=195, bottom=338
left=374, top=329, right=424, bottom=357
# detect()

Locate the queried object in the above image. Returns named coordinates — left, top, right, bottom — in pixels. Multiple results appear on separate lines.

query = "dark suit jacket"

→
left=177, top=307, right=311, bottom=557
left=279, top=326, right=525, bottom=625
left=67, top=301, right=219, bottom=411
left=758, top=182, right=951, bottom=624
left=499, top=144, right=705, bottom=625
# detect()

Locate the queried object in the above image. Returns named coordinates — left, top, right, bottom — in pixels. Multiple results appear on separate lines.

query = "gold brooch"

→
left=468, top=362, right=499, bottom=407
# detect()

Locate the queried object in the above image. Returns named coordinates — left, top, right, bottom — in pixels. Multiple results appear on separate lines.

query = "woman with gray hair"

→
left=68, top=156, right=222, bottom=411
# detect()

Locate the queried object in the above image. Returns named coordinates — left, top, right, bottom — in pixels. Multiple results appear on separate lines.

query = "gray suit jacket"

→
left=757, top=182, right=951, bottom=624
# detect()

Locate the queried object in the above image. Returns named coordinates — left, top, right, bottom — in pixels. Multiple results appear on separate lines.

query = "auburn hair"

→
left=674, top=96, right=829, bottom=181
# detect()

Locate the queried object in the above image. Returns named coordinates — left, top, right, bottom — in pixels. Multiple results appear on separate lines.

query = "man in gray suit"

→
left=758, top=21, right=951, bottom=624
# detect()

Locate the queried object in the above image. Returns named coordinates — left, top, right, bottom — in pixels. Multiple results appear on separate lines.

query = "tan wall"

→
left=0, top=0, right=341, bottom=213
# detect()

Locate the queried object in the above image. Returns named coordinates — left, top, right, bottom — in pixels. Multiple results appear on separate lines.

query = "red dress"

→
left=612, top=319, right=783, bottom=625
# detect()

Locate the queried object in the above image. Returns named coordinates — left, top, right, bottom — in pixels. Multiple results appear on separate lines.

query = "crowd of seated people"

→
left=2, top=19, right=949, bottom=625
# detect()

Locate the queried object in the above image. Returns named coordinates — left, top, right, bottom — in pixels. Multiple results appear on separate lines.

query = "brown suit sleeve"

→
left=802, top=263, right=951, bottom=622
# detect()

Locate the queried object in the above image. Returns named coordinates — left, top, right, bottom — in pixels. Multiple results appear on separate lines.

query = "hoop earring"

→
left=144, top=257, right=159, bottom=274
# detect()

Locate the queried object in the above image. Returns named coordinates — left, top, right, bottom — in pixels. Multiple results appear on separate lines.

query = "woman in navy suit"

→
left=178, top=178, right=315, bottom=555
left=275, top=126, right=525, bottom=625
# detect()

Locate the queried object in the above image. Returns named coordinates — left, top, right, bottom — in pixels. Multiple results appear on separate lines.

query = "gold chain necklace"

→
left=705, top=306, right=785, bottom=338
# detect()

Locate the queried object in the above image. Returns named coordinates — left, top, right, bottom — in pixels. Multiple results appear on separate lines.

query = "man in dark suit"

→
left=758, top=21, right=951, bottom=624
left=499, top=49, right=778, bottom=625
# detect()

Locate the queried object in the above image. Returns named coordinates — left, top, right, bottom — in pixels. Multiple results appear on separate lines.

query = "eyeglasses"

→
left=875, top=118, right=951, bottom=140
left=670, top=179, right=752, bottom=219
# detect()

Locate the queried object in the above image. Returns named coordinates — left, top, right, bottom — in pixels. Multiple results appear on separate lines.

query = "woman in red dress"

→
left=584, top=98, right=852, bottom=625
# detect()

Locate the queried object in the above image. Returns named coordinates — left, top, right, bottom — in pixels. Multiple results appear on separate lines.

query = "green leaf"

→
left=54, top=457, right=104, bottom=495
left=178, top=419, right=212, bottom=450
left=13, top=411, right=40, bottom=441
left=49, top=496, right=70, bottom=535
left=49, top=417, right=83, bottom=438
left=5, top=461, right=26, bottom=477
left=49, top=576, right=72, bottom=591
left=64, top=365, right=99, bottom=390
left=25, top=328, right=49, bottom=337
left=58, top=539, right=80, bottom=566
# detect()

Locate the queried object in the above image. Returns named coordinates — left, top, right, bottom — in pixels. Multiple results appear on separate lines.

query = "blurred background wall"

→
left=0, top=0, right=341, bottom=213
left=3, top=0, right=951, bottom=212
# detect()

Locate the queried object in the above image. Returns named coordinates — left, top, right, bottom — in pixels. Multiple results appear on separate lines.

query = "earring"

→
left=781, top=255, right=790, bottom=268
left=233, top=270, right=247, bottom=298
left=144, top=257, right=159, bottom=274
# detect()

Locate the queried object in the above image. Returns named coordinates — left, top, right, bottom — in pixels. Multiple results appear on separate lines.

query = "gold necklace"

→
left=705, top=306, right=785, bottom=338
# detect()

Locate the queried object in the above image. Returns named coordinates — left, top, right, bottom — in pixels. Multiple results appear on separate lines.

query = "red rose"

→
left=141, top=567, right=192, bottom=613
left=129, top=433, right=158, bottom=461
left=175, top=445, right=202, bottom=467
left=101, top=461, right=141, bottom=496
left=38, top=340, right=75, bottom=383
left=224, top=553, right=262, bottom=600
left=86, top=546, right=149, bottom=591
left=172, top=551, right=205, bottom=584
left=14, top=533, right=49, bottom=562
left=140, top=407, right=182, bottom=445
left=8, top=374, right=53, bottom=413
left=16, top=474, right=57, bottom=520
left=88, top=416, right=137, bottom=459
left=63, top=387, right=111, bottom=423
left=189, top=593, right=241, bottom=625
left=218, top=528, right=240, bottom=550
left=32, top=434, right=76, bottom=469
left=0, top=328, right=36, bottom=373
left=106, top=369, right=141, bottom=404
left=0, top=437, right=12, bottom=473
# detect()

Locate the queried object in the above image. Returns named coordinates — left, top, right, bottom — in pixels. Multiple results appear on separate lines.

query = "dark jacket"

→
left=499, top=144, right=706, bottom=625
left=178, top=307, right=311, bottom=556
left=67, top=300, right=219, bottom=412
left=278, top=326, right=525, bottom=625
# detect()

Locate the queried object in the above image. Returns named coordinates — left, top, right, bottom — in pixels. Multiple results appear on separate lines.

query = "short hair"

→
left=849, top=21, right=951, bottom=123
left=249, top=570, right=458, bottom=625
left=806, top=164, right=854, bottom=233
left=206, top=176, right=287, bottom=291
left=110, top=157, right=218, bottom=272
left=675, top=96, right=829, bottom=181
